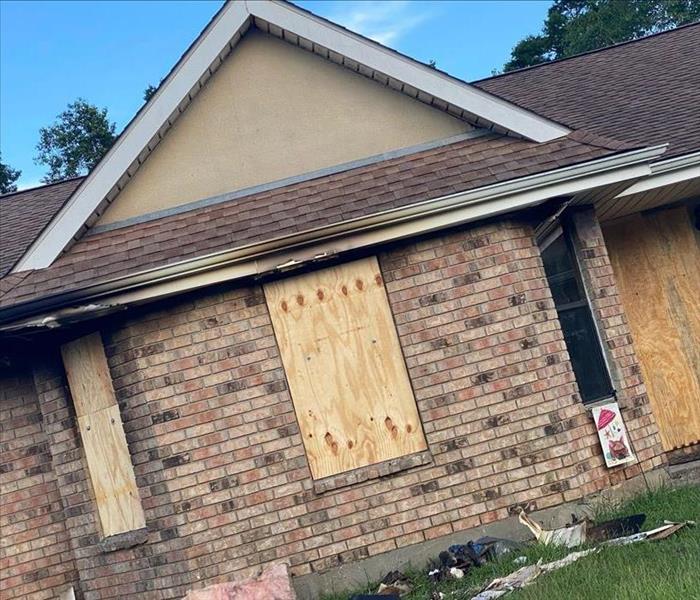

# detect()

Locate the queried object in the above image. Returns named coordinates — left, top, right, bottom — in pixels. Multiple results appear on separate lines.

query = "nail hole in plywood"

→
left=375, top=274, right=383, bottom=286
left=347, top=440, right=354, bottom=449
left=317, top=289, right=324, bottom=301
left=324, top=432, right=339, bottom=455
left=385, top=416, right=398, bottom=439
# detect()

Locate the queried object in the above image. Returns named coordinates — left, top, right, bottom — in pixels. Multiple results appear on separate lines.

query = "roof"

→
left=3, top=13, right=697, bottom=322
left=474, top=23, right=700, bottom=159
left=0, top=178, right=83, bottom=277
left=0, top=132, right=632, bottom=310
left=13, top=0, right=570, bottom=274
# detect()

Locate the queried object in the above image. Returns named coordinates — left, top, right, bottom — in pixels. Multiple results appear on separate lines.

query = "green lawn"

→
left=321, top=485, right=700, bottom=600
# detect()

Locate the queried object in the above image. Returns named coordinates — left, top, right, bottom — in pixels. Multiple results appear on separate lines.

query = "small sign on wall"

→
left=592, top=402, right=635, bottom=468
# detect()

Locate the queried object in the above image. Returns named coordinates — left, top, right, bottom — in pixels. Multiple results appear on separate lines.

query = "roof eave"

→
left=0, top=143, right=666, bottom=332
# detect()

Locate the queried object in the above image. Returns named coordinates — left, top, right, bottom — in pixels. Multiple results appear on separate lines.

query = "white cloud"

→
left=328, top=1, right=430, bottom=47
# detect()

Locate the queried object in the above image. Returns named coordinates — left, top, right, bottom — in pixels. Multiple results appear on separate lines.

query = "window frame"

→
left=538, top=223, right=615, bottom=405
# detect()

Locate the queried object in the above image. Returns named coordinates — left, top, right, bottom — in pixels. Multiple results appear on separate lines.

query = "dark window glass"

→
left=540, top=230, right=613, bottom=403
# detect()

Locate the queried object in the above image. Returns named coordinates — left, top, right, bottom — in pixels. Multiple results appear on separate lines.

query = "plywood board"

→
left=603, top=206, right=700, bottom=450
left=77, top=405, right=146, bottom=536
left=61, top=332, right=145, bottom=537
left=61, top=332, right=117, bottom=417
left=264, top=256, right=427, bottom=479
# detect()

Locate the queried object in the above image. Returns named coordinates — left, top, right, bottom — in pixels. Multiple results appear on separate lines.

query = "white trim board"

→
left=615, top=151, right=700, bottom=196
left=13, top=0, right=570, bottom=274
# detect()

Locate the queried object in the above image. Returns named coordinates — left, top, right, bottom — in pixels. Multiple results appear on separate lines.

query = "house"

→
left=1, top=2, right=698, bottom=598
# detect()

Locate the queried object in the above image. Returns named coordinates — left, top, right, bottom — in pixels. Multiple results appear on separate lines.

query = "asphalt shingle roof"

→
left=474, top=23, right=700, bottom=159
left=0, top=178, right=83, bottom=277
left=0, top=133, right=627, bottom=310
left=3, top=23, right=699, bottom=315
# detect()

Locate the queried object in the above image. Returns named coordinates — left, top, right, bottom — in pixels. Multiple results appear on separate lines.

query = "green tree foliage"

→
left=505, top=0, right=700, bottom=71
left=143, top=84, right=158, bottom=102
left=0, top=153, right=22, bottom=194
left=35, top=99, right=117, bottom=183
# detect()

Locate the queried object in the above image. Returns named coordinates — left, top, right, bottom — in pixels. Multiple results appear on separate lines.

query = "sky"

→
left=0, top=0, right=551, bottom=189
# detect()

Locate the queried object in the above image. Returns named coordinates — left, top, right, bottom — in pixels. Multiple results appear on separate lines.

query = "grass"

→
left=320, top=485, right=700, bottom=600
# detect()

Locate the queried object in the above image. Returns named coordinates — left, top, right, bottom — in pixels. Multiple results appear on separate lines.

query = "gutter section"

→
left=0, top=144, right=667, bottom=331
left=616, top=150, right=700, bottom=197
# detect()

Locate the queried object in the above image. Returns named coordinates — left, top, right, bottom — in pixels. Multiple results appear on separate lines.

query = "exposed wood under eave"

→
left=0, top=145, right=665, bottom=333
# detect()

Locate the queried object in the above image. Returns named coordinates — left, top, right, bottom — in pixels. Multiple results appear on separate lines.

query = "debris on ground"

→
left=586, top=513, right=646, bottom=542
left=470, top=549, right=598, bottom=600
left=470, top=517, right=693, bottom=599
left=518, top=509, right=587, bottom=548
left=371, top=511, right=693, bottom=600
left=603, top=520, right=695, bottom=545
left=518, top=508, right=648, bottom=547
left=427, top=536, right=523, bottom=583
left=185, top=563, right=295, bottom=600
left=376, top=570, right=411, bottom=596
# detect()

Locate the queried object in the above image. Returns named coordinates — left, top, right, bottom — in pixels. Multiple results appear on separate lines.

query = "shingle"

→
left=0, top=178, right=83, bottom=276
left=0, top=133, right=621, bottom=311
left=474, top=23, right=700, bottom=158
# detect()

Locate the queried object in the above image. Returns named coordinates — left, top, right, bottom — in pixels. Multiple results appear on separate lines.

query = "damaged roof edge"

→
left=0, top=144, right=667, bottom=332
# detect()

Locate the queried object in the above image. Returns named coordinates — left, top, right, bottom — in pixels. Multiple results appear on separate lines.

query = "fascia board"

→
left=616, top=151, right=700, bottom=196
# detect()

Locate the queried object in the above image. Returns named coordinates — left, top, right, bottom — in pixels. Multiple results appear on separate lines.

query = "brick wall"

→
left=2, top=212, right=665, bottom=599
left=569, top=209, right=665, bottom=485
left=0, top=366, right=78, bottom=599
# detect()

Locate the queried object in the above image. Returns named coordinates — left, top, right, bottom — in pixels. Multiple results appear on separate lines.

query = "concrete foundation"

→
left=292, top=467, right=673, bottom=599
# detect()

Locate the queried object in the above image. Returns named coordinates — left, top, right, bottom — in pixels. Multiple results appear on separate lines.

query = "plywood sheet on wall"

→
left=60, top=332, right=117, bottom=417
left=603, top=206, right=700, bottom=450
left=61, top=332, right=146, bottom=537
left=77, top=404, right=146, bottom=536
left=264, top=256, right=427, bottom=479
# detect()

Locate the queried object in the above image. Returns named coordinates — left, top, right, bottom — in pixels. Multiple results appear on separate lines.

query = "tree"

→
left=35, top=99, right=117, bottom=183
left=0, top=154, right=21, bottom=194
left=143, top=84, right=158, bottom=102
left=505, top=0, right=700, bottom=71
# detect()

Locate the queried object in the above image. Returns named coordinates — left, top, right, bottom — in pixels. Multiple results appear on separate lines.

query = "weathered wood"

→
left=60, top=332, right=116, bottom=417
left=77, top=405, right=146, bottom=536
left=61, top=332, right=146, bottom=537
left=603, top=206, right=700, bottom=450
left=264, top=256, right=427, bottom=479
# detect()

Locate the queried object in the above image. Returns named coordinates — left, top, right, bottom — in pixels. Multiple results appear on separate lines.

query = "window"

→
left=264, top=256, right=427, bottom=480
left=540, top=228, right=614, bottom=403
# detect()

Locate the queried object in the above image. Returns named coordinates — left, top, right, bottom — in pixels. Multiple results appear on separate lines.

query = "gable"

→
left=16, top=0, right=570, bottom=273
left=97, top=31, right=472, bottom=226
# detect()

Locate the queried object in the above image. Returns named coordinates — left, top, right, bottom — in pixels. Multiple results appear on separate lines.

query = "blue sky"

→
left=0, top=1, right=550, bottom=189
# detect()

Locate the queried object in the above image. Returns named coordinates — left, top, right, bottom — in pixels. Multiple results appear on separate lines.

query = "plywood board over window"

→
left=61, top=332, right=146, bottom=539
left=264, top=256, right=427, bottom=479
left=603, top=205, right=700, bottom=451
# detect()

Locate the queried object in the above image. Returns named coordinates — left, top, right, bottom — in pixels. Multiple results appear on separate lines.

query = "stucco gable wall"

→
left=97, top=30, right=471, bottom=226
